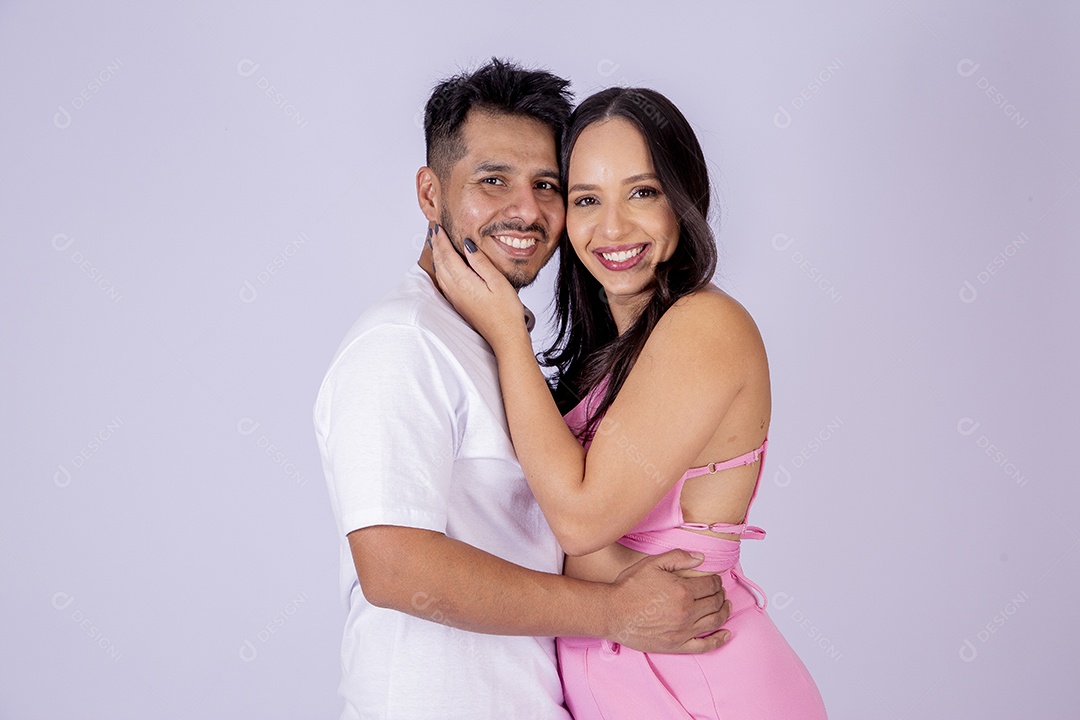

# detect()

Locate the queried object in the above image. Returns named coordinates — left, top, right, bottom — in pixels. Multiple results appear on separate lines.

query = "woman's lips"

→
left=593, top=243, right=648, bottom=271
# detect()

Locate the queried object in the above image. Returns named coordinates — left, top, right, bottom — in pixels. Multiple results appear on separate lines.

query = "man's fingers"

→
left=689, top=599, right=731, bottom=637
left=715, top=598, right=732, bottom=627
left=650, top=548, right=706, bottom=573
left=678, top=571, right=725, bottom=601
left=674, top=630, right=732, bottom=655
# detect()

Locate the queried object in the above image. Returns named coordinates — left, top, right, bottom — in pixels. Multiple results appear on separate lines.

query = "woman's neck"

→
left=607, top=291, right=652, bottom=335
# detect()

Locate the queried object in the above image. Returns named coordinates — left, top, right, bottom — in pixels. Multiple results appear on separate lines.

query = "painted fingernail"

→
left=426, top=225, right=433, bottom=240
left=432, top=261, right=437, bottom=273
left=463, top=238, right=477, bottom=253
left=433, top=223, right=441, bottom=235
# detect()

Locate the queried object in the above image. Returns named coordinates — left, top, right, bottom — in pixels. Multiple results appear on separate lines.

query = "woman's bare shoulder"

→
left=660, top=285, right=764, bottom=350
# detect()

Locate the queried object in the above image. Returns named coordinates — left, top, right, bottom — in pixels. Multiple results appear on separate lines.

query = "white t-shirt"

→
left=314, top=265, right=568, bottom=720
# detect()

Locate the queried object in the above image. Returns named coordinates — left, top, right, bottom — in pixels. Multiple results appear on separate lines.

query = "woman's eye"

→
left=572, top=196, right=598, bottom=207
left=631, top=186, right=659, bottom=199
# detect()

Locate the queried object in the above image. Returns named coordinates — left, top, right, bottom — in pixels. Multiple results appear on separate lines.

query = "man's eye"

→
left=536, top=181, right=559, bottom=192
left=481, top=177, right=504, bottom=186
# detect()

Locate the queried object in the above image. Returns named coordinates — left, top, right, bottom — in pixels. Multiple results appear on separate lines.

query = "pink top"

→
left=563, top=379, right=768, bottom=574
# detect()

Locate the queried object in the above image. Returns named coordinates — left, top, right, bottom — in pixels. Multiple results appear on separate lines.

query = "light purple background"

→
left=2, top=1, right=1077, bottom=718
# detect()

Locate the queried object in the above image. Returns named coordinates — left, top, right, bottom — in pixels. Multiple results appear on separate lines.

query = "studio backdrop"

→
left=2, top=1, right=1077, bottom=718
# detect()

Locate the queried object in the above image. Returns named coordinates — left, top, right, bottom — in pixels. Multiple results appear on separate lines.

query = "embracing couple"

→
left=314, top=58, right=827, bottom=719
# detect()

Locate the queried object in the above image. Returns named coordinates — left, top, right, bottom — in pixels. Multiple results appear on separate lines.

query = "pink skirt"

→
left=557, top=565, right=827, bottom=719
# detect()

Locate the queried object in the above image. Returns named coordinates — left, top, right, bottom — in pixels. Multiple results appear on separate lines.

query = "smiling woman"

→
left=431, top=86, right=828, bottom=719
left=565, top=118, right=682, bottom=330
left=546, top=88, right=718, bottom=428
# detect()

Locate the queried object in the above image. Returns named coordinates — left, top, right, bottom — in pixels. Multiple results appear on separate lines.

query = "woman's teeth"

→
left=600, top=246, right=644, bottom=262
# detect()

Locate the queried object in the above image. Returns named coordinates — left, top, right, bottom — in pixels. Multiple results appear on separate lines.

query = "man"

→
left=314, top=58, right=730, bottom=720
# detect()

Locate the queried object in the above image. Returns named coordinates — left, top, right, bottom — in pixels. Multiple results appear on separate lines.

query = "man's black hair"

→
left=424, top=57, right=573, bottom=178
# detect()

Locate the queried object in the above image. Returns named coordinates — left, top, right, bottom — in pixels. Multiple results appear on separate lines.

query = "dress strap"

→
left=681, top=438, right=768, bottom=481
left=679, top=522, right=766, bottom=540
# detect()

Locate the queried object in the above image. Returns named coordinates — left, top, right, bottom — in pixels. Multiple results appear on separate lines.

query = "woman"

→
left=431, top=87, right=827, bottom=719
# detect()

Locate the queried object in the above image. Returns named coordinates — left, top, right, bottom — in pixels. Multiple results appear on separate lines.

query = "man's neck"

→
left=416, top=248, right=533, bottom=331
left=417, top=247, right=439, bottom=289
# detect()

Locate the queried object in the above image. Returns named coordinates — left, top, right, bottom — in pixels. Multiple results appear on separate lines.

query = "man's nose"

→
left=503, top=184, right=542, bottom=225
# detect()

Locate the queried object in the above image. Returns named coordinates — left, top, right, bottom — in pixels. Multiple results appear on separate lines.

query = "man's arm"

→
left=351, top=525, right=732, bottom=654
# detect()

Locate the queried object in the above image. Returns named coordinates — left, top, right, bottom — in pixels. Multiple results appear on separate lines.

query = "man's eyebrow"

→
left=568, top=173, right=658, bottom=194
left=474, top=162, right=561, bottom=184
left=474, top=162, right=514, bottom=174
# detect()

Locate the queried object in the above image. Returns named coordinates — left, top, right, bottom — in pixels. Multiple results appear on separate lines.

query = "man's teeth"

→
left=495, top=235, right=537, bottom=249
left=600, top=246, right=644, bottom=262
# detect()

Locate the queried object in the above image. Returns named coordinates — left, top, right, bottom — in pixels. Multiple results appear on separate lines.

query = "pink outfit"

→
left=557, top=383, right=827, bottom=719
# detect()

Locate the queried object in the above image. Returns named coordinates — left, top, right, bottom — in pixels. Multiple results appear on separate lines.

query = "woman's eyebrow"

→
left=568, top=173, right=658, bottom=194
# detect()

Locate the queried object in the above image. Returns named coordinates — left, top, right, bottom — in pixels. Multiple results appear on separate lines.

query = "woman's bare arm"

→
left=431, top=228, right=765, bottom=555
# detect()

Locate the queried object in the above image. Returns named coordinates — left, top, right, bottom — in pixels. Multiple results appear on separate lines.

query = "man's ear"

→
left=416, top=166, right=441, bottom=222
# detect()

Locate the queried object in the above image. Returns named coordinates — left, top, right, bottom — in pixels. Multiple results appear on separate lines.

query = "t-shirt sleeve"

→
left=316, top=324, right=461, bottom=536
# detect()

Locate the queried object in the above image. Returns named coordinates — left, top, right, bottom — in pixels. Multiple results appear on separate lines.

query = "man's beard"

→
left=438, top=209, right=545, bottom=290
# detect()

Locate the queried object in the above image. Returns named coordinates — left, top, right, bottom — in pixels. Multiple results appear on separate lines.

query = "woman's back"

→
left=565, top=285, right=771, bottom=582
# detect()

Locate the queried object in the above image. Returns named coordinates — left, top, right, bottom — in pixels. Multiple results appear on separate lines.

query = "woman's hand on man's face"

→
left=429, top=223, right=531, bottom=351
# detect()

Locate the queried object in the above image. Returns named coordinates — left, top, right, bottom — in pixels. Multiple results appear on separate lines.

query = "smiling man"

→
left=313, top=59, right=731, bottom=720
left=423, top=107, right=561, bottom=289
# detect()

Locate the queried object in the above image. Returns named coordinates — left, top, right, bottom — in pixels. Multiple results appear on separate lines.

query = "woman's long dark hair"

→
left=542, top=88, right=717, bottom=438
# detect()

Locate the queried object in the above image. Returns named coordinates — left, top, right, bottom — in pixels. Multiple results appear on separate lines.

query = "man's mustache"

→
left=479, top=221, right=548, bottom=243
